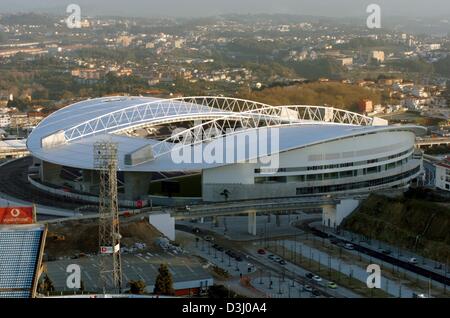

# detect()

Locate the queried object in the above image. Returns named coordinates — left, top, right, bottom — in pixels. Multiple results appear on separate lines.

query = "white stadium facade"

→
left=26, top=96, right=426, bottom=208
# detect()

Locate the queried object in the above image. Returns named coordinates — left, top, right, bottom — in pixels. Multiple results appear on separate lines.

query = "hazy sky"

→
left=0, top=0, right=450, bottom=18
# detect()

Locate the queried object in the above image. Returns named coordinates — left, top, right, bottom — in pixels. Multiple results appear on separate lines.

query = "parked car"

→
left=226, top=250, right=235, bottom=257
left=303, top=285, right=313, bottom=292
left=257, top=249, right=266, bottom=255
left=344, top=243, right=354, bottom=250
left=330, top=238, right=339, bottom=245
left=305, top=272, right=314, bottom=279
left=268, top=254, right=275, bottom=260
left=327, top=281, right=337, bottom=289
left=312, top=275, right=322, bottom=282
left=278, top=259, right=287, bottom=265
left=408, top=257, right=418, bottom=264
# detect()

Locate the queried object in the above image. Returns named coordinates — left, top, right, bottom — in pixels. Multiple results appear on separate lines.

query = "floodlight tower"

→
left=94, top=141, right=122, bottom=293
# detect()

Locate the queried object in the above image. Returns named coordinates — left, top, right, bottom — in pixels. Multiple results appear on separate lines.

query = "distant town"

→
left=0, top=11, right=449, bottom=301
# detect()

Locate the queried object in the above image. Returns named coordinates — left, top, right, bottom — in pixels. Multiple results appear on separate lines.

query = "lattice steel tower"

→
left=94, top=141, right=122, bottom=293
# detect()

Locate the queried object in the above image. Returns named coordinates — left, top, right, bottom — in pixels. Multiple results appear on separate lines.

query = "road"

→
left=310, top=225, right=450, bottom=287
left=178, top=223, right=360, bottom=298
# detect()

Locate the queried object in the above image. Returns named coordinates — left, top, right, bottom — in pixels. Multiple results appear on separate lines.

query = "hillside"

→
left=239, top=82, right=383, bottom=112
left=44, top=219, right=163, bottom=259
left=341, top=194, right=450, bottom=263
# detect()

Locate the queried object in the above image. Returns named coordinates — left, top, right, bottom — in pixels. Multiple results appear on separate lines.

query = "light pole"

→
left=278, top=276, right=282, bottom=295
left=268, top=272, right=272, bottom=290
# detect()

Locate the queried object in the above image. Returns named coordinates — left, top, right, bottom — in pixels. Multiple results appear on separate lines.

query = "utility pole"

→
left=94, top=142, right=122, bottom=294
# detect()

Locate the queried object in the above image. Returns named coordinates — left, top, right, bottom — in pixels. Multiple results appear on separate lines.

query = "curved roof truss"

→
left=150, top=104, right=375, bottom=159
left=63, top=97, right=274, bottom=142
left=57, top=97, right=377, bottom=167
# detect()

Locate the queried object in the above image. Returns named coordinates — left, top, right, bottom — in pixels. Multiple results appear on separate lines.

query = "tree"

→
left=79, top=280, right=85, bottom=293
left=128, top=280, right=146, bottom=294
left=153, top=264, right=174, bottom=295
left=207, top=284, right=239, bottom=298
left=444, top=81, right=450, bottom=107
left=7, top=98, right=31, bottom=112
left=38, top=274, right=55, bottom=295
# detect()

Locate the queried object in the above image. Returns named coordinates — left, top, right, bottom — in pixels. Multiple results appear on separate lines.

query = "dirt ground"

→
left=44, top=219, right=163, bottom=259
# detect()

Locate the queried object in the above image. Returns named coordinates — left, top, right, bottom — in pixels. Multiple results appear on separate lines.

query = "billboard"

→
left=100, top=246, right=113, bottom=254
left=0, top=206, right=34, bottom=224
left=100, top=244, right=120, bottom=254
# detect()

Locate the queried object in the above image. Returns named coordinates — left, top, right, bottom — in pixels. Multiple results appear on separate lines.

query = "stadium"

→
left=26, top=96, right=426, bottom=207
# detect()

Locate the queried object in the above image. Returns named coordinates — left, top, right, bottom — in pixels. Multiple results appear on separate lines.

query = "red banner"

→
left=0, top=206, right=34, bottom=224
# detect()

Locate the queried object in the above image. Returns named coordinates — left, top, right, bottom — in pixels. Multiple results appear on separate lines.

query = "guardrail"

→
left=27, top=175, right=142, bottom=209
left=172, top=198, right=339, bottom=219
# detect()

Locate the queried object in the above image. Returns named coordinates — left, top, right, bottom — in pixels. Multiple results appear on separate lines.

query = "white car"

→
left=408, top=257, right=418, bottom=264
left=344, top=243, right=354, bottom=250
left=312, top=275, right=322, bottom=282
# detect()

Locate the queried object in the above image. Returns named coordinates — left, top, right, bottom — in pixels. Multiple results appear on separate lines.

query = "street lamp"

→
left=278, top=276, right=283, bottom=295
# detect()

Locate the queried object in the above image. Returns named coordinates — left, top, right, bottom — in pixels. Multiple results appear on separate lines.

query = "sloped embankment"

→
left=45, top=219, right=163, bottom=259
left=341, top=194, right=450, bottom=262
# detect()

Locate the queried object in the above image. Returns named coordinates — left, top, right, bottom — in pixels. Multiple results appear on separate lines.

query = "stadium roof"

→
left=27, top=96, right=426, bottom=172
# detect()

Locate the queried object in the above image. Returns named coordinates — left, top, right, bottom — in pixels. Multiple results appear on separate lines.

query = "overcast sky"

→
left=0, top=0, right=449, bottom=18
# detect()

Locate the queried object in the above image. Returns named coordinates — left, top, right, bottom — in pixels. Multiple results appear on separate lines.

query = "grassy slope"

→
left=341, top=195, right=450, bottom=263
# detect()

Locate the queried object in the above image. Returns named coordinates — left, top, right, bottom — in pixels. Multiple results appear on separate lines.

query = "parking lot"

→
left=45, top=252, right=212, bottom=293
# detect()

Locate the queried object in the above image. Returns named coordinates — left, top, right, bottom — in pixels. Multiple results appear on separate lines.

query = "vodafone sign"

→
left=0, top=206, right=34, bottom=224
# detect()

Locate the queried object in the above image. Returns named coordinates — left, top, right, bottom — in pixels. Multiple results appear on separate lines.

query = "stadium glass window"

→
left=256, top=176, right=287, bottom=183
left=367, top=166, right=379, bottom=174
left=339, top=170, right=354, bottom=178
left=295, top=166, right=420, bottom=196
left=306, top=174, right=316, bottom=181
left=385, top=162, right=396, bottom=170
left=323, top=172, right=339, bottom=180
left=254, top=177, right=265, bottom=184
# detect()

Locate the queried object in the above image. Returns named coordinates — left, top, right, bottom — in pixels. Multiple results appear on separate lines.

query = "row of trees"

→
left=128, top=263, right=175, bottom=295
left=239, top=81, right=383, bottom=111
